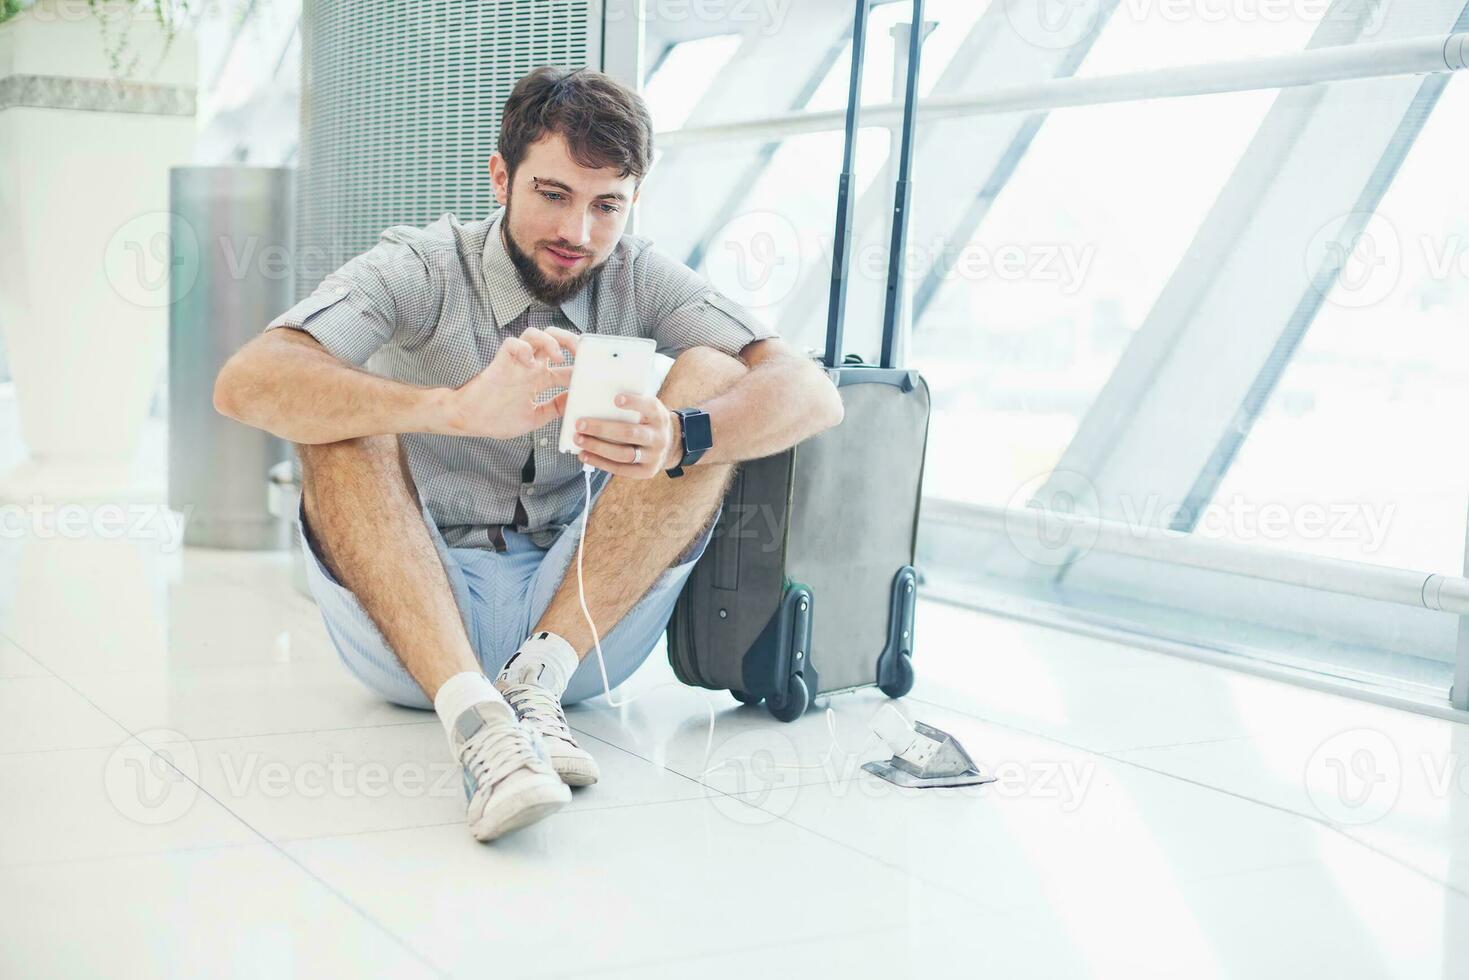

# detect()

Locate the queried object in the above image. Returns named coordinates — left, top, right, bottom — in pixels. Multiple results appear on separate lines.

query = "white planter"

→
left=0, top=2, right=196, bottom=502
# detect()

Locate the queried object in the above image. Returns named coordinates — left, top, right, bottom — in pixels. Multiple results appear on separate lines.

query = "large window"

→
left=911, top=86, right=1277, bottom=506
left=1205, top=76, right=1469, bottom=576
left=641, top=0, right=1469, bottom=713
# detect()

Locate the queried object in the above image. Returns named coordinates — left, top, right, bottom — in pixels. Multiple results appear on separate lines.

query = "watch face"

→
left=682, top=410, right=713, bottom=453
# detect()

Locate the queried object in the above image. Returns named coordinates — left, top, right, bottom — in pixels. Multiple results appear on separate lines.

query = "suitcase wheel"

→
left=731, top=689, right=763, bottom=706
left=879, top=653, right=914, bottom=700
left=767, top=673, right=809, bottom=723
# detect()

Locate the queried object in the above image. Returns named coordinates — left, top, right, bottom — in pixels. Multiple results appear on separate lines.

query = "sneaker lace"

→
left=461, top=724, right=544, bottom=790
left=502, top=683, right=574, bottom=743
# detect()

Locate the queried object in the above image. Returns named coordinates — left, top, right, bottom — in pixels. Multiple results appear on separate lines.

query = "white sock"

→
left=434, top=671, right=513, bottom=746
left=496, top=630, right=581, bottom=699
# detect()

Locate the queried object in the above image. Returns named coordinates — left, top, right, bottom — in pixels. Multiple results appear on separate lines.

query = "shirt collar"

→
left=481, top=209, right=593, bottom=334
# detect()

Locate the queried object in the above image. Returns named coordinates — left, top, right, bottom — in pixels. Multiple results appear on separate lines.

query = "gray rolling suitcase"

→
left=666, top=0, right=931, bottom=721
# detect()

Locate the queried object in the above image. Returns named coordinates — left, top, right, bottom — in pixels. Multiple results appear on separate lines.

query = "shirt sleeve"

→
left=634, top=245, right=779, bottom=360
left=265, top=226, right=441, bottom=367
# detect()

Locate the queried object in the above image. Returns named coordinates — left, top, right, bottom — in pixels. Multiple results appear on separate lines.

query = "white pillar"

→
left=0, top=1, right=196, bottom=502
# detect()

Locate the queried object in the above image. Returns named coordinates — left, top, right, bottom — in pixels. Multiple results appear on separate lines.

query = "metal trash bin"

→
left=168, top=166, right=293, bottom=549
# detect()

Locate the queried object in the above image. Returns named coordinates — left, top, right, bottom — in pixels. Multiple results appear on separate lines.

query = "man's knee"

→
left=659, top=346, right=748, bottom=410
left=298, top=434, right=400, bottom=473
left=298, top=434, right=409, bottom=514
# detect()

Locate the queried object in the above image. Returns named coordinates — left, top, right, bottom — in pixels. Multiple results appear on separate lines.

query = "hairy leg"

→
left=298, top=434, right=478, bottom=699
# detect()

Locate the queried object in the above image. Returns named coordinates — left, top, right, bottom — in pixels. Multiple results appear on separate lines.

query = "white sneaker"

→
left=452, top=702, right=570, bottom=841
left=497, top=682, right=601, bottom=787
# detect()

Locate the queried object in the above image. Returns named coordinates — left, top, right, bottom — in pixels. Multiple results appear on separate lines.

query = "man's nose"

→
left=557, top=210, right=590, bottom=248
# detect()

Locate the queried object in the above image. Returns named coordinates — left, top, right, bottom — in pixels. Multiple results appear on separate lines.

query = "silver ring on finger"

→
left=633, top=447, right=642, bottom=465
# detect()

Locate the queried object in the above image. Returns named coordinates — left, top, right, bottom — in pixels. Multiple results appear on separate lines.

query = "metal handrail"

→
left=657, top=32, right=1469, bottom=148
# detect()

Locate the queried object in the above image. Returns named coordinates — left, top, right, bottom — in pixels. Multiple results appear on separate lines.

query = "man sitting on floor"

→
left=214, top=66, right=844, bottom=841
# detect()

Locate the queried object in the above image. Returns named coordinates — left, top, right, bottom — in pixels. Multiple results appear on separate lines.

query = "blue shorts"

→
left=298, top=469, right=717, bottom=710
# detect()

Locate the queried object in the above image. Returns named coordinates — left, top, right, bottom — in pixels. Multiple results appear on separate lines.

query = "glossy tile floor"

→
left=3, top=527, right=1469, bottom=978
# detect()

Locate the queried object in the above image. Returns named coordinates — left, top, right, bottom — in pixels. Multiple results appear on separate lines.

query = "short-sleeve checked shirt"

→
left=267, top=210, right=777, bottom=551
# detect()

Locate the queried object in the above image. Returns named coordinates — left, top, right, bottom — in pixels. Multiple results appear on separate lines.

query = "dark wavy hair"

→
left=498, top=66, right=654, bottom=182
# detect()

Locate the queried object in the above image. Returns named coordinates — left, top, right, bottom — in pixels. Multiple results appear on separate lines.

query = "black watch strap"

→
left=666, top=407, right=712, bottom=478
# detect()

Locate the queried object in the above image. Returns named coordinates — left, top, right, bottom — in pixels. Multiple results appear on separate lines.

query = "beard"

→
left=501, top=195, right=603, bottom=306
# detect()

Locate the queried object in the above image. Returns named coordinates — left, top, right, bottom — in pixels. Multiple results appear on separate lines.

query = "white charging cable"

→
left=574, top=464, right=882, bottom=783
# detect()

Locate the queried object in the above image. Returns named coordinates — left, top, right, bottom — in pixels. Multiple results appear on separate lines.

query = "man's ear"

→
left=488, top=153, right=509, bottom=207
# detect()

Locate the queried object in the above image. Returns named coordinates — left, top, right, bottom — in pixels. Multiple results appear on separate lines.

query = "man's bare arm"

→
left=213, top=329, right=442, bottom=444
left=698, top=338, right=844, bottom=466
left=213, top=326, right=579, bottom=445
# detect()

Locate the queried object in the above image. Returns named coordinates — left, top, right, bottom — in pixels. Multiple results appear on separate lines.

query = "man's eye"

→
left=597, top=203, right=620, bottom=215
left=540, top=191, right=564, bottom=202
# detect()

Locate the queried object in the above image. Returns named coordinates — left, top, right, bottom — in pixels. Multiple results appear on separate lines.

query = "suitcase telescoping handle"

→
left=823, top=0, right=928, bottom=372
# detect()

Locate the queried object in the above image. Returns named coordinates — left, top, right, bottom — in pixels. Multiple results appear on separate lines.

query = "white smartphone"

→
left=558, top=335, right=660, bottom=455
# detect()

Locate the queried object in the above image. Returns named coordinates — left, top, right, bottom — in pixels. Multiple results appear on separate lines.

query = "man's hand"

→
left=440, top=326, right=580, bottom=439
left=571, top=392, right=680, bottom=479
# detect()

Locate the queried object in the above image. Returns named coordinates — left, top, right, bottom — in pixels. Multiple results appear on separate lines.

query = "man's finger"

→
left=531, top=391, right=569, bottom=427
left=614, top=391, right=659, bottom=422
left=571, top=433, right=634, bottom=461
left=578, top=418, right=652, bottom=445
left=577, top=450, right=638, bottom=477
left=520, top=327, right=568, bottom=365
left=544, top=326, right=581, bottom=358
left=501, top=336, right=535, bottom=368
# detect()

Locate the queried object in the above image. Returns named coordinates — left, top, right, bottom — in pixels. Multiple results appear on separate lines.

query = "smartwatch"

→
left=666, top=407, right=713, bottom=478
